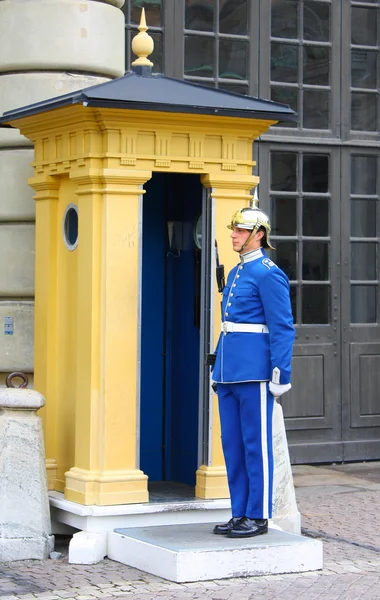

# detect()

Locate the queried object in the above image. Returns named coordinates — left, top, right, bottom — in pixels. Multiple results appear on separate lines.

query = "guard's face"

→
left=230, top=227, right=263, bottom=253
left=230, top=226, right=251, bottom=252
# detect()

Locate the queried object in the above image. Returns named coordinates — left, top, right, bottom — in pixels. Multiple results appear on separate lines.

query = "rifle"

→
left=205, top=241, right=225, bottom=369
left=215, top=240, right=225, bottom=293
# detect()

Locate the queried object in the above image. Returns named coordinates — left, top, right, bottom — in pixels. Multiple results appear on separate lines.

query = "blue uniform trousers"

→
left=217, top=381, right=274, bottom=520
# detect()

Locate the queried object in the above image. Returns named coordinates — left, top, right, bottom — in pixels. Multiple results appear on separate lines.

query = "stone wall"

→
left=0, top=0, right=125, bottom=383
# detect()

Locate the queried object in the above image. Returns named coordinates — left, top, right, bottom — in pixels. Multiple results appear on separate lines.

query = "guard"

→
left=212, top=206, right=295, bottom=538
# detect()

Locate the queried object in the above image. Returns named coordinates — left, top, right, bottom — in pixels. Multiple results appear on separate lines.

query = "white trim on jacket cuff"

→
left=272, top=367, right=281, bottom=384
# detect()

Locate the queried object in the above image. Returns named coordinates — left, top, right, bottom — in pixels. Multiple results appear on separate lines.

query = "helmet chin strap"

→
left=238, top=225, right=259, bottom=253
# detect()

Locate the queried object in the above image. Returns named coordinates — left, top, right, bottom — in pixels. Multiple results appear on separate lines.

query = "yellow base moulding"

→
left=64, top=467, right=149, bottom=506
left=195, top=465, right=230, bottom=500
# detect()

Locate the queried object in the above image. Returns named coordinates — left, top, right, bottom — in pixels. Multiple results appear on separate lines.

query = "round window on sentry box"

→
left=63, top=204, right=78, bottom=250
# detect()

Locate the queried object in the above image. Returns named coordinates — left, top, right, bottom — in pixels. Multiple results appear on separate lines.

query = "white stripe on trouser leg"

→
left=260, top=381, right=269, bottom=519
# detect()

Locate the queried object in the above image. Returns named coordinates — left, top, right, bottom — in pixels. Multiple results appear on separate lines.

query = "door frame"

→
left=340, top=147, right=380, bottom=460
left=197, top=187, right=215, bottom=468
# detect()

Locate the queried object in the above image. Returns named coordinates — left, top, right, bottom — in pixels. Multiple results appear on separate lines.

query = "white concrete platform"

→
left=50, top=490, right=300, bottom=537
left=108, top=523, right=323, bottom=583
left=49, top=492, right=232, bottom=534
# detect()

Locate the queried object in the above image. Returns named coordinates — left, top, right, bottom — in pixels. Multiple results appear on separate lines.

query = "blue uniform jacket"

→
left=212, top=248, right=295, bottom=385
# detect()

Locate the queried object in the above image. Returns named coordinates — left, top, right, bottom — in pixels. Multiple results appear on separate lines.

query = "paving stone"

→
left=1, top=466, right=380, bottom=599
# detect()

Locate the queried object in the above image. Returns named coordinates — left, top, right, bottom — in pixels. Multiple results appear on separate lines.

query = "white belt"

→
left=221, top=321, right=269, bottom=334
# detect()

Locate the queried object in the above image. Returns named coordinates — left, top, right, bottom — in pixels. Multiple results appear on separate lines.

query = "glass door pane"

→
left=269, top=149, right=331, bottom=325
left=350, top=1, right=379, bottom=132
left=183, top=0, right=249, bottom=95
left=270, top=0, right=332, bottom=130
left=350, top=154, right=379, bottom=324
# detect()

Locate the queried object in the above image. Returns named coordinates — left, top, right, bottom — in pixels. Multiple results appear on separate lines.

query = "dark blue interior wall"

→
left=140, top=172, right=202, bottom=486
left=165, top=175, right=202, bottom=485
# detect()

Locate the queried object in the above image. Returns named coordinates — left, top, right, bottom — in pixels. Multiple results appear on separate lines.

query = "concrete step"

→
left=108, top=522, right=323, bottom=583
left=50, top=491, right=233, bottom=533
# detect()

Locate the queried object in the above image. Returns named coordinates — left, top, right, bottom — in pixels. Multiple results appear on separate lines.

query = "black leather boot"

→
left=213, top=517, right=243, bottom=535
left=227, top=516, right=268, bottom=538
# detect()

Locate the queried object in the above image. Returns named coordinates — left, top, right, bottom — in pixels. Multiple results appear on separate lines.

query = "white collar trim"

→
left=240, top=248, right=264, bottom=264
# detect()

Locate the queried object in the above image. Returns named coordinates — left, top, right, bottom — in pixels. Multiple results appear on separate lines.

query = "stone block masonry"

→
left=0, top=0, right=125, bottom=387
left=0, top=386, right=54, bottom=560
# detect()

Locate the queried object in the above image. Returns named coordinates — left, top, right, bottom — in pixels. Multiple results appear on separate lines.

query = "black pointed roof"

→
left=0, top=69, right=297, bottom=127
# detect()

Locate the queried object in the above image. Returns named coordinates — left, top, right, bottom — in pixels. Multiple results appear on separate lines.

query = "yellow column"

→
left=195, top=173, right=259, bottom=499
left=64, top=169, right=152, bottom=505
left=30, top=175, right=60, bottom=490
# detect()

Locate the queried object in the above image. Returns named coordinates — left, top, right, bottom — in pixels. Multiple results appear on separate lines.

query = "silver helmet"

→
left=227, top=207, right=275, bottom=250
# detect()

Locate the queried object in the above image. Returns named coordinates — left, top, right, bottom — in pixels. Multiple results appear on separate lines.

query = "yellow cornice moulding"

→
left=4, top=105, right=278, bottom=142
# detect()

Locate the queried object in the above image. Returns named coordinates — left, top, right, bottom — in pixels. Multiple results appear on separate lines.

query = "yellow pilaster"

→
left=195, top=173, right=259, bottom=499
left=31, top=175, right=60, bottom=490
left=64, top=169, right=152, bottom=505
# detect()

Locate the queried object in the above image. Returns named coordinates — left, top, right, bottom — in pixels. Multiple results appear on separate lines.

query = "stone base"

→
left=272, top=511, right=301, bottom=536
left=50, top=491, right=232, bottom=534
left=108, top=523, right=323, bottom=583
left=50, top=492, right=301, bottom=537
left=0, top=535, right=54, bottom=562
left=69, top=532, right=107, bottom=564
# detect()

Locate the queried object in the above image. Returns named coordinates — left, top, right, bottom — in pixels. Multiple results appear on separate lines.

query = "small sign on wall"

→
left=4, top=316, right=14, bottom=335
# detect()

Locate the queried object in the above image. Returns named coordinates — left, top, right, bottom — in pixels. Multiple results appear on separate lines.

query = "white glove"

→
left=269, top=381, right=291, bottom=397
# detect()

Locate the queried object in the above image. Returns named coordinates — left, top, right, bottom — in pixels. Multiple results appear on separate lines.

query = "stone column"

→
left=0, top=0, right=125, bottom=476
left=0, top=385, right=54, bottom=561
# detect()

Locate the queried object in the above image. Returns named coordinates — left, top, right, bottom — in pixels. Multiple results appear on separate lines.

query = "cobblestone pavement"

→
left=1, top=463, right=380, bottom=600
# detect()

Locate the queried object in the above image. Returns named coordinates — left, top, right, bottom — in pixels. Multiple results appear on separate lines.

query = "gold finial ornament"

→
left=131, top=8, right=154, bottom=67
